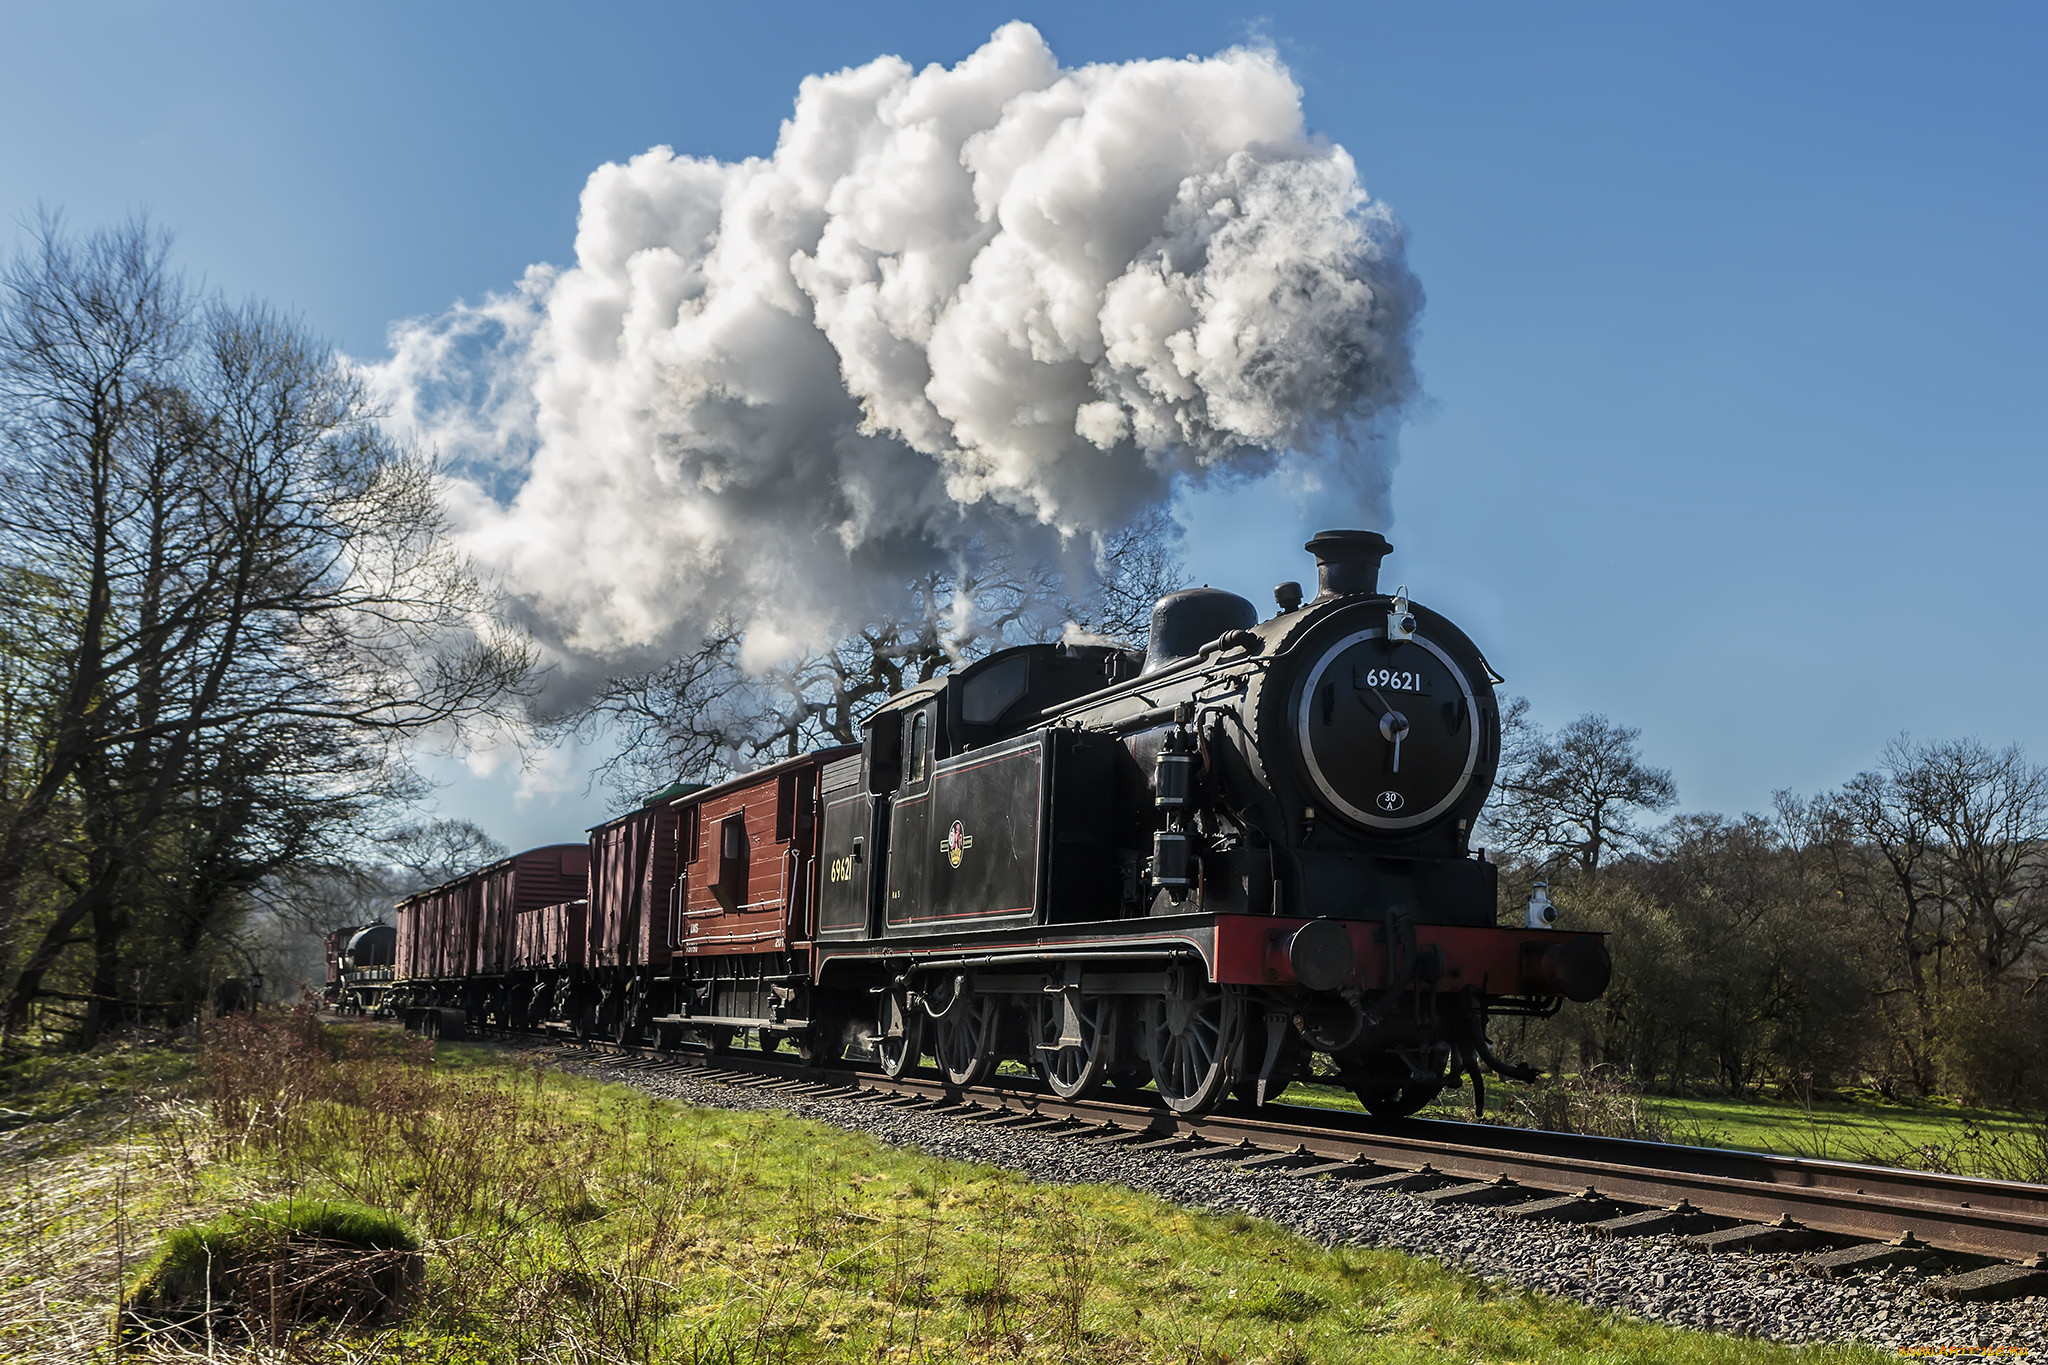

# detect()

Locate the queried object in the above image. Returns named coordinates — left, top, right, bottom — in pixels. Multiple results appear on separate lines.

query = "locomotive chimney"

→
left=1305, top=530, right=1393, bottom=600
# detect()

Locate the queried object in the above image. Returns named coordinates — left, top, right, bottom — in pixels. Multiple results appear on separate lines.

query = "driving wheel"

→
left=931, top=988, right=999, bottom=1088
left=1146, top=985, right=1244, bottom=1114
left=876, top=991, right=922, bottom=1079
left=1354, top=1047, right=1450, bottom=1119
left=1034, top=992, right=1117, bottom=1100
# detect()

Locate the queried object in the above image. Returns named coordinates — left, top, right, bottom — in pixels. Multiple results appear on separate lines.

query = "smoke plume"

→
left=368, top=23, right=1422, bottom=681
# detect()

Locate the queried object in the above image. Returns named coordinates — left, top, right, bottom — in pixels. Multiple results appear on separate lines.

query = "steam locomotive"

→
left=389, top=531, right=1609, bottom=1116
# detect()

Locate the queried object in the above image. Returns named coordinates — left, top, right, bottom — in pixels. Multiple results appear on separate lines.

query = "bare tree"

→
left=1887, top=737, right=2048, bottom=979
left=1485, top=705, right=1677, bottom=881
left=573, top=512, right=1186, bottom=806
left=375, top=819, right=511, bottom=889
left=0, top=216, right=535, bottom=1042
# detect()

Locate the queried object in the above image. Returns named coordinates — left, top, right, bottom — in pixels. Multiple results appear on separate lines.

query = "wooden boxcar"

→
left=514, top=899, right=588, bottom=972
left=588, top=803, right=686, bottom=971
left=392, top=845, right=589, bottom=1030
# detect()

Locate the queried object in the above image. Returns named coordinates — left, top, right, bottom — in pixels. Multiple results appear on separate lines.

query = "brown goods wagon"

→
left=588, top=805, right=685, bottom=969
left=395, top=845, right=588, bottom=982
left=439, top=881, right=468, bottom=979
left=677, top=749, right=851, bottom=960
left=395, top=890, right=431, bottom=979
left=513, top=905, right=541, bottom=971
left=468, top=845, right=589, bottom=977
left=395, top=904, right=416, bottom=979
left=397, top=881, right=458, bottom=980
left=433, top=881, right=467, bottom=980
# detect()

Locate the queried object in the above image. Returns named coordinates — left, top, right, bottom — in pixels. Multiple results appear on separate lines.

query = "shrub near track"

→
left=8, top=1016, right=1895, bottom=1364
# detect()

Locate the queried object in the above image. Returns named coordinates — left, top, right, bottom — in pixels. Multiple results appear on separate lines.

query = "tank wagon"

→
left=388, top=532, right=1611, bottom=1116
left=321, top=923, right=397, bottom=1015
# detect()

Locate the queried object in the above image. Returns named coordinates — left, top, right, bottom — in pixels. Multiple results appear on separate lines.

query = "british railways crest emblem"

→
left=943, top=820, right=974, bottom=869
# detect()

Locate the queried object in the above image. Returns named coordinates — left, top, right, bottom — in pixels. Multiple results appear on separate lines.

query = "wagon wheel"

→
left=1356, top=1081, right=1442, bottom=1119
left=1103, top=1067, right=1153, bottom=1093
left=1145, top=986, right=1245, bottom=1115
left=931, top=989, right=999, bottom=1089
left=692, top=1026, right=733, bottom=1055
left=1034, top=992, right=1117, bottom=1100
left=876, top=991, right=922, bottom=1079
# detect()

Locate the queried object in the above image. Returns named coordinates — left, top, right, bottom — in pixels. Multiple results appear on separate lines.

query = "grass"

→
left=1632, top=1091, right=2048, bottom=1176
left=1, top=1036, right=196, bottom=1131
left=1, top=1014, right=1898, bottom=1363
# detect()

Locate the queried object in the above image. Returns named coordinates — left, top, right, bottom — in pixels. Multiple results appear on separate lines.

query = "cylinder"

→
left=1152, top=831, right=1193, bottom=889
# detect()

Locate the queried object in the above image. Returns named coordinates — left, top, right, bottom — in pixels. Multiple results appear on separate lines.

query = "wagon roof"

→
left=586, top=745, right=857, bottom=830
left=394, top=842, right=588, bottom=908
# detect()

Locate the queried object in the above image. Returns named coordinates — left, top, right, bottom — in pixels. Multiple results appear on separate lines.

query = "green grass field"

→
left=0, top=1018, right=1899, bottom=1363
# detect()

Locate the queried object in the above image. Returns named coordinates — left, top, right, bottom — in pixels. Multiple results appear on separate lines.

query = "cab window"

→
left=907, top=711, right=929, bottom=785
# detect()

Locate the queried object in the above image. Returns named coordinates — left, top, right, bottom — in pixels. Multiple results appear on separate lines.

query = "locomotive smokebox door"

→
left=1293, top=625, right=1482, bottom=833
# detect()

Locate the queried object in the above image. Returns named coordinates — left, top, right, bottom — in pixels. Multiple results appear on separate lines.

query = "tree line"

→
left=1488, top=710, right=2048, bottom=1107
left=0, top=218, right=534, bottom=1045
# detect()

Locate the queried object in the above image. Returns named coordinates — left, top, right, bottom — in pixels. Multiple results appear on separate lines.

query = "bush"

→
left=1502, top=1067, right=1673, bottom=1142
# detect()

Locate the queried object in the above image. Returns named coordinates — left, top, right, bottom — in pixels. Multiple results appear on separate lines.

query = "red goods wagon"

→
left=588, top=805, right=685, bottom=970
left=478, top=846, right=589, bottom=975
left=394, top=890, right=433, bottom=978
left=394, top=904, right=417, bottom=979
left=543, top=900, right=588, bottom=969
left=395, top=845, right=589, bottom=983
left=323, top=928, right=348, bottom=987
left=516, top=900, right=588, bottom=971
left=513, top=905, right=541, bottom=971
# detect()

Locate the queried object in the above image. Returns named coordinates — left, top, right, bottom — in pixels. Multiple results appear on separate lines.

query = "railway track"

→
left=500, top=1030, right=2048, bottom=1303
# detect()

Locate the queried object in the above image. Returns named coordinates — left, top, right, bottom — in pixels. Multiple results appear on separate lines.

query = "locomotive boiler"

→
left=390, top=530, right=1610, bottom=1119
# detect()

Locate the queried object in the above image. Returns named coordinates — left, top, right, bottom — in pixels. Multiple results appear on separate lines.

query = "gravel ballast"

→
left=562, top=1055, right=2048, bottom=1354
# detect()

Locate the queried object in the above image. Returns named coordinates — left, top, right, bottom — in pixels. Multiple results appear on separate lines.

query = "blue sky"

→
left=4, top=2, right=2043, bottom=850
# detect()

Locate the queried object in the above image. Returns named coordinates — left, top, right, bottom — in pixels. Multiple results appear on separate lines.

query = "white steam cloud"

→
left=368, top=23, right=1421, bottom=678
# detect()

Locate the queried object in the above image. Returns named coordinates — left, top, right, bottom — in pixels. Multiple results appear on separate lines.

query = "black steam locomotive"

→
left=806, top=528, right=1607, bottom=1114
left=391, top=529, right=1609, bottom=1119
left=322, top=922, right=397, bottom=1015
